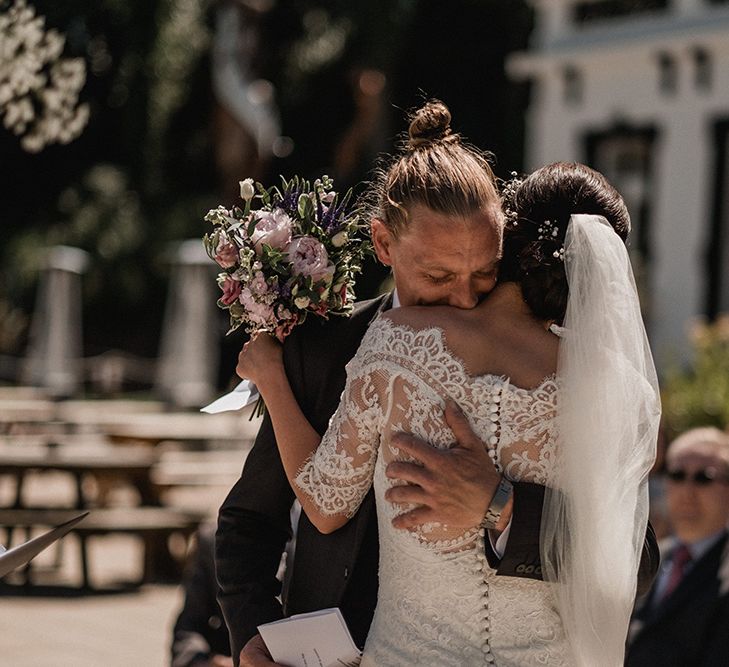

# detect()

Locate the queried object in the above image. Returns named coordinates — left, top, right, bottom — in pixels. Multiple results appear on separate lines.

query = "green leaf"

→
left=298, top=193, right=313, bottom=219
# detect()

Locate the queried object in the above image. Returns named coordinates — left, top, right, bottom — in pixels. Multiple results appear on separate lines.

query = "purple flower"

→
left=320, top=202, right=346, bottom=232
left=251, top=208, right=293, bottom=256
left=278, top=282, right=292, bottom=300
left=278, top=187, right=304, bottom=214
left=287, top=236, right=333, bottom=282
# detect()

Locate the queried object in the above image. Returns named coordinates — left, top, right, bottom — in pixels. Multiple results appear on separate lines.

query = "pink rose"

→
left=251, top=208, right=293, bottom=255
left=249, top=271, right=269, bottom=296
left=214, top=233, right=239, bottom=269
left=238, top=288, right=275, bottom=327
left=273, top=309, right=299, bottom=341
left=287, top=236, right=332, bottom=281
left=220, top=275, right=241, bottom=305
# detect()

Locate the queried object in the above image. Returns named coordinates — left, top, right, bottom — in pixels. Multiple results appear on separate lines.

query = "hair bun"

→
left=407, top=100, right=456, bottom=149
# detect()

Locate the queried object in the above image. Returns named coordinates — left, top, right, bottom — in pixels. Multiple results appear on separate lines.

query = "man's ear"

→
left=371, top=218, right=394, bottom=266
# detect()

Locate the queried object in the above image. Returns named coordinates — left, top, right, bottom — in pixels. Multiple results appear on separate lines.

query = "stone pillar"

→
left=155, top=240, right=219, bottom=408
left=22, top=245, right=89, bottom=397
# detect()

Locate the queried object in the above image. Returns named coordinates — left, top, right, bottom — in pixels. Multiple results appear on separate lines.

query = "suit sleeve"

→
left=495, top=482, right=660, bottom=595
left=215, top=337, right=303, bottom=663
left=215, top=411, right=294, bottom=662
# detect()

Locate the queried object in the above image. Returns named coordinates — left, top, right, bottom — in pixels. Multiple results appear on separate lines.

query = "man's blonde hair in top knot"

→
left=369, top=99, right=502, bottom=237
left=406, top=100, right=458, bottom=149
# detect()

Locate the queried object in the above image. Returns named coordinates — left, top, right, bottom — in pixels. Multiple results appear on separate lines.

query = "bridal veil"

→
left=540, top=214, right=661, bottom=666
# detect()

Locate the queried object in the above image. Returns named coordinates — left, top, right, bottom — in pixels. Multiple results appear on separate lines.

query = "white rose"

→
left=294, top=295, right=310, bottom=309
left=331, top=231, right=348, bottom=248
left=239, top=178, right=255, bottom=201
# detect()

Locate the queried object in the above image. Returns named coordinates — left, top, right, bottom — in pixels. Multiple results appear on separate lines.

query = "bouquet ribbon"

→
left=200, top=380, right=260, bottom=414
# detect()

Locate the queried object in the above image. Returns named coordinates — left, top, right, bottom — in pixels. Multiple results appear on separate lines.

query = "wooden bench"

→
left=0, top=507, right=204, bottom=589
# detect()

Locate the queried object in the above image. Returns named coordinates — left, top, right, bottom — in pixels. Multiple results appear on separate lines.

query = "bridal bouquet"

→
left=203, top=175, right=371, bottom=341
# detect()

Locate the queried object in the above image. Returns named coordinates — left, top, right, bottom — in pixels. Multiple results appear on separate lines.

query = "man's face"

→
left=665, top=445, right=729, bottom=544
left=372, top=204, right=501, bottom=308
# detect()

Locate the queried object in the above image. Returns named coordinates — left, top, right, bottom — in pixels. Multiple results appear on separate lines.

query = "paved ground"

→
left=0, top=448, right=250, bottom=666
left=0, top=580, right=183, bottom=666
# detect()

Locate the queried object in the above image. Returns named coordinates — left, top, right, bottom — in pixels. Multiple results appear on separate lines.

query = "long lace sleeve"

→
left=294, top=339, right=388, bottom=518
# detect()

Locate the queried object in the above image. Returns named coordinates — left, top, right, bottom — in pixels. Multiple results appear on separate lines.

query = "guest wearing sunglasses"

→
left=626, top=427, right=729, bottom=666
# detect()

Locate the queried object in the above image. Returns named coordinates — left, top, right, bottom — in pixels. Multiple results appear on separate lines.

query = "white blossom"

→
left=294, top=295, right=310, bottom=309
left=0, top=0, right=89, bottom=152
left=331, top=231, right=348, bottom=248
left=239, top=178, right=255, bottom=202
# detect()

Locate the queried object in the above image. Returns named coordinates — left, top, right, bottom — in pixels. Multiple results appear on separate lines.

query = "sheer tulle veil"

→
left=540, top=214, right=661, bottom=666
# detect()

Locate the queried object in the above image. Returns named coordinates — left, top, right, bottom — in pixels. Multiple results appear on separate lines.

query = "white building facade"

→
left=509, top=0, right=729, bottom=366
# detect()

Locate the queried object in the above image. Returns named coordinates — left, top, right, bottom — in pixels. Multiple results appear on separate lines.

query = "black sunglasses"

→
left=666, top=467, right=729, bottom=485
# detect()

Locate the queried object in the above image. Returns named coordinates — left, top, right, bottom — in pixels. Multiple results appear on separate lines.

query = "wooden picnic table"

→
left=0, top=507, right=203, bottom=588
left=0, top=399, right=58, bottom=434
left=95, top=411, right=259, bottom=447
left=0, top=445, right=161, bottom=509
left=0, top=444, right=205, bottom=588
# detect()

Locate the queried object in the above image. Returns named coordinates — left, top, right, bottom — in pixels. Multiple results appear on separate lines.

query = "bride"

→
left=238, top=108, right=660, bottom=666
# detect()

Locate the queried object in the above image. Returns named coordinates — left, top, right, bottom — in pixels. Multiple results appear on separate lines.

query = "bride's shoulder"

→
left=379, top=304, right=456, bottom=333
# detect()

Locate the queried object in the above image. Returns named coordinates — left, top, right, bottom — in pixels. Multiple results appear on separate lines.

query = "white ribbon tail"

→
left=200, top=380, right=260, bottom=414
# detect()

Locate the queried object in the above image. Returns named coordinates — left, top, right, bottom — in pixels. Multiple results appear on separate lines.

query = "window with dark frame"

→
left=585, top=125, right=658, bottom=324
left=563, top=65, right=583, bottom=105
left=707, top=119, right=729, bottom=318
left=573, top=0, right=668, bottom=25
left=657, top=52, right=678, bottom=95
left=693, top=47, right=712, bottom=92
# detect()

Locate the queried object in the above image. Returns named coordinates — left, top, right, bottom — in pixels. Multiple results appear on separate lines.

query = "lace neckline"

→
left=372, top=316, right=558, bottom=394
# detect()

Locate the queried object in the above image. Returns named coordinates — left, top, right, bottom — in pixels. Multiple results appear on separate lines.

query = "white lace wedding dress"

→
left=295, top=317, right=572, bottom=666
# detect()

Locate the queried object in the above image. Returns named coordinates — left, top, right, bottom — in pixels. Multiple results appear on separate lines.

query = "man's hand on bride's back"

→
left=384, top=400, right=506, bottom=530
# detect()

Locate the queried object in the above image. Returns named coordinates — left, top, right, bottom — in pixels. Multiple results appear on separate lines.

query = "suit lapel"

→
left=370, top=291, right=393, bottom=321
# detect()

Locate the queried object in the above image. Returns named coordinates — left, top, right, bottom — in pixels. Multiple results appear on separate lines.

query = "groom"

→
left=216, top=208, right=659, bottom=666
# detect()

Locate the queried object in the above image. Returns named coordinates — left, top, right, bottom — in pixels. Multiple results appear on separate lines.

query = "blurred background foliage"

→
left=1, top=0, right=727, bottom=432
left=662, top=316, right=729, bottom=439
left=0, top=0, right=532, bottom=363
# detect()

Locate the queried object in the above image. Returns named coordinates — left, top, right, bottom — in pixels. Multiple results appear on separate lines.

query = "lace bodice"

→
left=296, top=316, right=560, bottom=550
left=295, top=317, right=571, bottom=665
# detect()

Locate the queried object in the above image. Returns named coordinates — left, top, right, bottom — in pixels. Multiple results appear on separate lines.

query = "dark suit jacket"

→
left=216, top=294, right=661, bottom=664
left=626, top=531, right=729, bottom=667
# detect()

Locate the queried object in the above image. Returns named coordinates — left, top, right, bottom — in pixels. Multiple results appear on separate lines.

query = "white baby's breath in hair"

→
left=501, top=171, right=523, bottom=227
left=0, top=0, right=90, bottom=153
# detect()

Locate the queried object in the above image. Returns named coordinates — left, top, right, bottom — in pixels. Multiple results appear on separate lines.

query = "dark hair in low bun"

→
left=500, top=162, right=631, bottom=324
left=368, top=99, right=502, bottom=238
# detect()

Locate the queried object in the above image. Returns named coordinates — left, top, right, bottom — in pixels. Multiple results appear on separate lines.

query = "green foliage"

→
left=662, top=315, right=729, bottom=439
